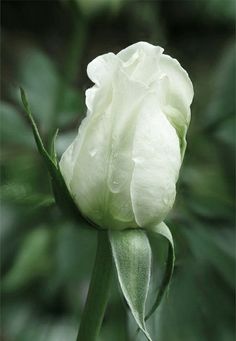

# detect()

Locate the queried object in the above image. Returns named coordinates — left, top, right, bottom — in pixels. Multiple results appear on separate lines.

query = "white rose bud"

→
left=60, top=42, right=193, bottom=230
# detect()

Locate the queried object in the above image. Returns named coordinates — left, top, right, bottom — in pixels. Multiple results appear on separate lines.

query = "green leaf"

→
left=109, top=229, right=152, bottom=341
left=1, top=182, right=55, bottom=208
left=146, top=222, right=175, bottom=320
left=2, top=228, right=53, bottom=291
left=20, top=87, right=56, bottom=171
left=0, top=101, right=34, bottom=147
left=16, top=48, right=59, bottom=132
left=20, top=87, right=85, bottom=224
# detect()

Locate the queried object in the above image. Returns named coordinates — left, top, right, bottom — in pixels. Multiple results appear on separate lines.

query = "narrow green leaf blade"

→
left=20, top=87, right=85, bottom=223
left=109, top=229, right=152, bottom=341
left=146, top=222, right=175, bottom=320
left=20, top=87, right=56, bottom=172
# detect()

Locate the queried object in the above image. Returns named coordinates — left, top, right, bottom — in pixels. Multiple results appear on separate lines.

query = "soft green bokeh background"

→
left=1, top=1, right=235, bottom=340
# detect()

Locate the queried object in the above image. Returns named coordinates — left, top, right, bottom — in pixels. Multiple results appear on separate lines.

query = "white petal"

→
left=130, top=93, right=181, bottom=228
left=86, top=53, right=119, bottom=112
left=160, top=54, right=193, bottom=114
left=159, top=54, right=193, bottom=157
left=68, top=111, right=113, bottom=227
left=87, top=52, right=118, bottom=85
left=117, top=41, right=164, bottom=86
left=59, top=142, right=74, bottom=187
left=117, top=41, right=163, bottom=64
left=105, top=70, right=147, bottom=227
left=63, top=66, right=148, bottom=229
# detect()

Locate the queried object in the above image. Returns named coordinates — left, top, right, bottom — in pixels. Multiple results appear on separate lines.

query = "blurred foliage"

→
left=73, top=0, right=124, bottom=18
left=1, top=0, right=235, bottom=340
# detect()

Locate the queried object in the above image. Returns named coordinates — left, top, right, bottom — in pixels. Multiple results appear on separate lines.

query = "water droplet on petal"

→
left=89, top=149, right=97, bottom=157
left=163, top=198, right=169, bottom=205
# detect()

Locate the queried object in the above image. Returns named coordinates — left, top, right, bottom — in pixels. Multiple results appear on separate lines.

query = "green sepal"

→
left=20, top=87, right=84, bottom=223
left=146, top=222, right=175, bottom=321
left=109, top=229, right=152, bottom=341
left=50, top=128, right=59, bottom=166
left=20, top=87, right=55, bottom=170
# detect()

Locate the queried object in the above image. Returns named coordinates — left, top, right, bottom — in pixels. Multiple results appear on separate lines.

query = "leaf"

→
left=2, top=228, right=53, bottom=291
left=182, top=224, right=235, bottom=288
left=204, top=44, right=235, bottom=131
left=20, top=87, right=56, bottom=171
left=146, top=222, right=175, bottom=320
left=14, top=48, right=85, bottom=132
left=20, top=88, right=85, bottom=224
left=0, top=101, right=34, bottom=147
left=109, top=229, right=152, bottom=341
left=16, top=48, right=59, bottom=132
left=1, top=182, right=55, bottom=208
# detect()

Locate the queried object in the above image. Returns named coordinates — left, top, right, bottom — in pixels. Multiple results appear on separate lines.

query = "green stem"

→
left=112, top=291, right=130, bottom=341
left=76, top=231, right=113, bottom=341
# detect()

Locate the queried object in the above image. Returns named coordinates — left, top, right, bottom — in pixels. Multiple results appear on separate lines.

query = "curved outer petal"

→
left=159, top=54, right=194, bottom=158
left=117, top=42, right=163, bottom=86
left=130, top=93, right=181, bottom=228
left=119, top=43, right=193, bottom=159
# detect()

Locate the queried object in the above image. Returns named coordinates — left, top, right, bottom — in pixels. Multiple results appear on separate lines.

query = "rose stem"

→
left=76, top=230, right=113, bottom=341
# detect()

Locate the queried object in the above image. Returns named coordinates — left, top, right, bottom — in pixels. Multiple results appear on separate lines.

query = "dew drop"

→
left=89, top=149, right=97, bottom=157
left=163, top=198, right=169, bottom=205
left=109, top=179, right=120, bottom=193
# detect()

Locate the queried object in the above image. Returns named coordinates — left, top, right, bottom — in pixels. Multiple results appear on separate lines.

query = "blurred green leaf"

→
left=0, top=101, right=33, bottom=147
left=183, top=225, right=235, bottom=287
left=72, top=0, right=124, bottom=18
left=204, top=44, right=235, bottom=131
left=154, top=225, right=235, bottom=341
left=1, top=182, right=54, bottom=208
left=12, top=47, right=83, bottom=135
left=181, top=163, right=233, bottom=220
left=15, top=49, right=59, bottom=132
left=2, top=227, right=53, bottom=291
left=203, top=0, right=235, bottom=21
left=214, top=115, right=235, bottom=148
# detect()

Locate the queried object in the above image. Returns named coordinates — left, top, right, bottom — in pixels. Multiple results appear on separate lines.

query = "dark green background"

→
left=1, top=1, right=235, bottom=340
